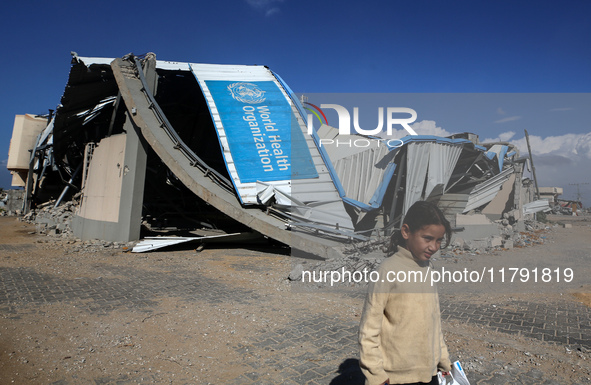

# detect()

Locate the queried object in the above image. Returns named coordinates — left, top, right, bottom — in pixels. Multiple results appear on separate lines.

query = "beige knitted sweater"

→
left=358, top=247, right=451, bottom=385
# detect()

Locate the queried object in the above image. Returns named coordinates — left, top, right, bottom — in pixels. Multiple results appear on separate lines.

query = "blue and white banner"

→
left=206, top=80, right=318, bottom=183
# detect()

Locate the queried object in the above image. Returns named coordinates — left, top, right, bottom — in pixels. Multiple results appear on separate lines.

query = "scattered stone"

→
left=288, top=264, right=304, bottom=281
left=452, top=237, right=466, bottom=249
left=489, top=236, right=503, bottom=248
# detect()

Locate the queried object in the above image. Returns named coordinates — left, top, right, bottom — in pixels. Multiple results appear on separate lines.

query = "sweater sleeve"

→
left=358, top=270, right=391, bottom=385
left=435, top=293, right=452, bottom=372
left=437, top=330, right=452, bottom=372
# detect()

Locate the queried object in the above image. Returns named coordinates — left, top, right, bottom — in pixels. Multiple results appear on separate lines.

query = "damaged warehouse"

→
left=7, top=53, right=548, bottom=259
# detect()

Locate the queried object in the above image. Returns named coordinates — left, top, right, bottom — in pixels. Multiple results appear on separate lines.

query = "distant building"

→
left=539, top=187, right=563, bottom=205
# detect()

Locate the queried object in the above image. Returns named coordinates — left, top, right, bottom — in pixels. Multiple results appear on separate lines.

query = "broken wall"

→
left=7, top=114, right=48, bottom=187
left=72, top=113, right=147, bottom=242
left=481, top=173, right=516, bottom=220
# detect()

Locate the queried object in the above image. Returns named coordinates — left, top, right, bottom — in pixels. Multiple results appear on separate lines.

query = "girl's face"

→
left=401, top=223, right=446, bottom=262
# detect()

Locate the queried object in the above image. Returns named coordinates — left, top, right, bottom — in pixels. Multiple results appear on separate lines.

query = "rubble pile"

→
left=20, top=200, right=134, bottom=251
left=450, top=218, right=549, bottom=256
left=63, top=239, right=134, bottom=255
left=342, top=235, right=390, bottom=257
left=21, top=200, right=77, bottom=238
left=32, top=237, right=134, bottom=254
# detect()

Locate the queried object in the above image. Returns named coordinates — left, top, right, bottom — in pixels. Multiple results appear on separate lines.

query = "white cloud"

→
left=494, top=116, right=522, bottom=123
left=511, top=133, right=591, bottom=159
left=499, top=131, right=516, bottom=142
left=375, top=120, right=454, bottom=139
left=483, top=131, right=516, bottom=143
left=549, top=107, right=575, bottom=112
left=245, top=0, right=284, bottom=16
left=497, top=107, right=506, bottom=115
left=410, top=120, right=453, bottom=137
left=574, top=132, right=591, bottom=158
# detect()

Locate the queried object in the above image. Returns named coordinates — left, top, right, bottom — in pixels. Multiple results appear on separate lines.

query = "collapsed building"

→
left=7, top=53, right=547, bottom=258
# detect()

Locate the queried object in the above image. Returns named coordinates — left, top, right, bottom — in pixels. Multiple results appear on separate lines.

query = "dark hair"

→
left=389, top=201, right=452, bottom=253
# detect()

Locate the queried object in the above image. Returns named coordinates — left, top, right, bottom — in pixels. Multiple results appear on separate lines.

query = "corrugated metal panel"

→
left=403, top=141, right=470, bottom=214
left=486, top=144, right=509, bottom=171
left=437, top=193, right=470, bottom=214
left=313, top=124, right=398, bottom=210
left=523, top=199, right=550, bottom=215
left=77, top=56, right=115, bottom=66
left=463, top=167, right=514, bottom=212
left=425, top=143, right=463, bottom=198
left=155, top=60, right=191, bottom=71
left=132, top=233, right=242, bottom=252
left=403, top=142, right=431, bottom=214
left=312, top=132, right=479, bottom=213
left=333, top=145, right=391, bottom=206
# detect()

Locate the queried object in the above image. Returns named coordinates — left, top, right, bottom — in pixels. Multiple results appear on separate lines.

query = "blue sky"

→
left=1, top=0, right=590, bottom=203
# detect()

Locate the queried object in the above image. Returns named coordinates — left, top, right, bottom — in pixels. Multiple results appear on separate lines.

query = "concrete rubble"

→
left=0, top=189, right=25, bottom=216
left=22, top=200, right=76, bottom=237
left=19, top=199, right=134, bottom=251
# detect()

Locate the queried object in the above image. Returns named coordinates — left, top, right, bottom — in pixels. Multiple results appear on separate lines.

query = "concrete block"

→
left=454, top=224, right=501, bottom=243
left=456, top=214, right=493, bottom=226
left=56, top=223, right=69, bottom=231
left=514, top=220, right=526, bottom=232
left=489, top=236, right=503, bottom=248
left=466, top=239, right=488, bottom=250
left=503, top=239, right=514, bottom=249
left=6, top=190, right=25, bottom=212
left=451, top=237, right=466, bottom=249
left=563, top=223, right=572, bottom=228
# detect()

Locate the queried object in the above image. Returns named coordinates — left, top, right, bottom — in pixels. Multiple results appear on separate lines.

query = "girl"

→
left=359, top=201, right=452, bottom=385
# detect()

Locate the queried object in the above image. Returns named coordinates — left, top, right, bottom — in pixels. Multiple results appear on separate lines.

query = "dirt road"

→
left=0, top=215, right=590, bottom=384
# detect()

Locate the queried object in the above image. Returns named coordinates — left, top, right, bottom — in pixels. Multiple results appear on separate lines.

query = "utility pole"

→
left=524, top=129, right=540, bottom=200
left=569, top=182, right=588, bottom=202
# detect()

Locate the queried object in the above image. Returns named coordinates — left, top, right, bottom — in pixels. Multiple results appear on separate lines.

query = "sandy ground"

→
left=0, top=214, right=590, bottom=384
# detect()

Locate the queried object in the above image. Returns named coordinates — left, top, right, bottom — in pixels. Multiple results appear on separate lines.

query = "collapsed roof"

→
left=15, top=53, right=535, bottom=258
